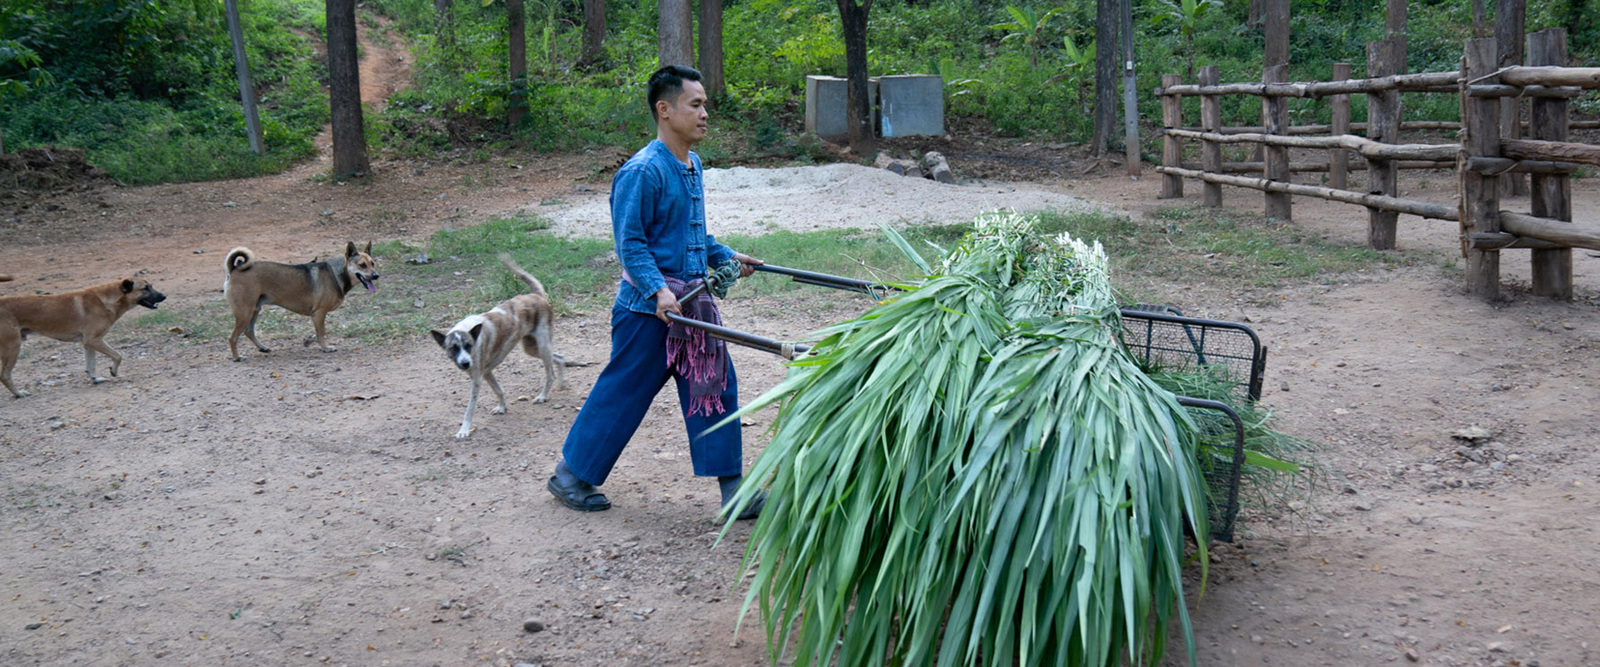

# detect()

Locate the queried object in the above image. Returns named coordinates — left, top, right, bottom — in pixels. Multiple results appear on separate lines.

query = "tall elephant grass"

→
left=724, top=213, right=1210, bottom=666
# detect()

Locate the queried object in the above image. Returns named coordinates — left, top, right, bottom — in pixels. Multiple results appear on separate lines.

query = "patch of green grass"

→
left=1037, top=208, right=1437, bottom=290
left=126, top=207, right=1440, bottom=353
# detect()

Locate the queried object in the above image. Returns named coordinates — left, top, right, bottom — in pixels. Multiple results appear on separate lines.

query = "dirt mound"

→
left=0, top=146, right=115, bottom=193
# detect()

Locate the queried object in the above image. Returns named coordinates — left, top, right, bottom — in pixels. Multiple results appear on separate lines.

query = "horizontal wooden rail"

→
left=1156, top=166, right=1459, bottom=221
left=1161, top=120, right=1595, bottom=137
left=1467, top=231, right=1566, bottom=250
left=1502, top=139, right=1600, bottom=168
left=1157, top=71, right=1459, bottom=98
left=1181, top=160, right=1454, bottom=173
left=1499, top=211, right=1600, bottom=250
left=1163, top=129, right=1458, bottom=161
left=1466, top=157, right=1584, bottom=175
left=1468, top=84, right=1586, bottom=98
left=1499, top=66, right=1600, bottom=89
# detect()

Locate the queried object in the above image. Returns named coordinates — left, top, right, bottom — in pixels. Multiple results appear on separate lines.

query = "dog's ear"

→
left=121, top=279, right=135, bottom=293
left=468, top=322, right=484, bottom=341
left=364, top=241, right=372, bottom=255
left=430, top=330, right=448, bottom=348
left=346, top=241, right=358, bottom=258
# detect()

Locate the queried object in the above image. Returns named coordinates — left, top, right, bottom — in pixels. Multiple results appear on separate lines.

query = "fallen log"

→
left=922, top=151, right=954, bottom=184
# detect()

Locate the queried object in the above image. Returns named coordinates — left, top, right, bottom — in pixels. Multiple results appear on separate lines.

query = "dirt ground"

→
left=5, top=27, right=1600, bottom=667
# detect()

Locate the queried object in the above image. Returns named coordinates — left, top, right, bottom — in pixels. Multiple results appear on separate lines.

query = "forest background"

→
left=1, top=0, right=1596, bottom=185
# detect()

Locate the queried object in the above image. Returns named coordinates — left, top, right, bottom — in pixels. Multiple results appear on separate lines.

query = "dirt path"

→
left=3, top=27, right=1599, bottom=667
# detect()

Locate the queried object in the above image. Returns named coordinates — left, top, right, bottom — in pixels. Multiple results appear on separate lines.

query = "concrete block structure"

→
left=878, top=75, right=944, bottom=138
left=804, top=75, right=877, bottom=140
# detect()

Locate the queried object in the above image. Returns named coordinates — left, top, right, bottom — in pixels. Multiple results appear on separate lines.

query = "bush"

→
left=0, top=0, right=327, bottom=182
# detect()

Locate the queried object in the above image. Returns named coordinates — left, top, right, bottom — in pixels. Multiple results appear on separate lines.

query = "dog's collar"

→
left=325, top=256, right=354, bottom=296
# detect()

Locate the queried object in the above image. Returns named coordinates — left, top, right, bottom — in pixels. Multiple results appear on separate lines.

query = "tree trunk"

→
left=1120, top=0, right=1138, bottom=176
left=1497, top=0, right=1527, bottom=197
left=698, top=0, right=724, bottom=97
left=327, top=0, right=369, bottom=178
left=838, top=0, right=874, bottom=155
left=508, top=0, right=527, bottom=130
left=580, top=0, right=605, bottom=67
left=1569, top=0, right=1597, bottom=53
left=434, top=0, right=455, bottom=73
left=1092, top=0, right=1119, bottom=157
left=225, top=0, right=264, bottom=154
left=658, top=0, right=693, bottom=68
left=1385, top=0, right=1407, bottom=73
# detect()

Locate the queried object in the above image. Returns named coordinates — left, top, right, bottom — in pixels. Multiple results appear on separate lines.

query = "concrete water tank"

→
left=804, top=75, right=877, bottom=140
left=878, top=75, right=944, bottom=138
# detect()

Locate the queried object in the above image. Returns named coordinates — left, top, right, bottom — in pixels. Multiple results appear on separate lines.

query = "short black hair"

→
left=647, top=65, right=703, bottom=122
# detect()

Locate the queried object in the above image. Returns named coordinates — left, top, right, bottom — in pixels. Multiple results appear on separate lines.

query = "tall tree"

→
left=698, top=0, right=725, bottom=97
left=580, top=0, right=606, bottom=68
left=1091, top=0, right=1119, bottom=157
left=508, top=0, right=527, bottom=129
left=658, top=0, right=692, bottom=67
left=838, top=0, right=873, bottom=154
left=327, top=0, right=370, bottom=177
left=1564, top=0, right=1597, bottom=53
left=434, top=0, right=455, bottom=72
left=224, top=0, right=264, bottom=154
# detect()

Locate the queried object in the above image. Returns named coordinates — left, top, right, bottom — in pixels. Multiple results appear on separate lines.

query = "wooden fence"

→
left=1153, top=29, right=1600, bottom=301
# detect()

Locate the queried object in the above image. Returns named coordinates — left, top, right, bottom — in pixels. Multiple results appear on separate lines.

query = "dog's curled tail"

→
left=0, top=274, right=13, bottom=282
left=499, top=254, right=547, bottom=296
left=225, top=247, right=255, bottom=273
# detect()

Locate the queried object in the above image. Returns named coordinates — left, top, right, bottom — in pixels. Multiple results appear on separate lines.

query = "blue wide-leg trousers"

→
left=561, top=305, right=742, bottom=486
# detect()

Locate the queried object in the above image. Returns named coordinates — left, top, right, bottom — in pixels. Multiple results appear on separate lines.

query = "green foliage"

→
left=991, top=5, right=1063, bottom=67
left=726, top=213, right=1210, bottom=666
left=1140, top=363, right=1321, bottom=513
left=1151, top=0, right=1221, bottom=79
left=0, top=0, right=326, bottom=180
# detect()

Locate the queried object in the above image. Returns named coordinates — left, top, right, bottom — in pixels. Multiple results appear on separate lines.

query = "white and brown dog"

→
left=431, top=255, right=566, bottom=439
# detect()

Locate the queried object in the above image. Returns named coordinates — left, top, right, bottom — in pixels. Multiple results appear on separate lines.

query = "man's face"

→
left=657, top=80, right=709, bottom=144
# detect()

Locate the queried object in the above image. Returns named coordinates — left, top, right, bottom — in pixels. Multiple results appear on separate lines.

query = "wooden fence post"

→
left=1527, top=28, right=1572, bottom=299
left=1497, top=0, right=1528, bottom=197
left=1161, top=74, right=1184, bottom=199
left=1200, top=66, right=1223, bottom=207
left=1462, top=38, right=1502, bottom=299
left=1366, top=40, right=1401, bottom=249
left=1329, top=63, right=1351, bottom=190
left=1263, top=64, right=1291, bottom=219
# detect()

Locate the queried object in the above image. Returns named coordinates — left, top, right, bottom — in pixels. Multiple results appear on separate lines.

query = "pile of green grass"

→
left=724, top=213, right=1215, bottom=665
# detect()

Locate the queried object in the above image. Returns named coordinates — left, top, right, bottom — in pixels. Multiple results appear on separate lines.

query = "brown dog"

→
left=223, top=242, right=380, bottom=361
left=0, top=278, right=167, bottom=398
left=0, top=275, right=13, bottom=282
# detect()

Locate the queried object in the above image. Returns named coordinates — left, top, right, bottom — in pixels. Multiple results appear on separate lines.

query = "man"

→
left=547, top=65, right=765, bottom=519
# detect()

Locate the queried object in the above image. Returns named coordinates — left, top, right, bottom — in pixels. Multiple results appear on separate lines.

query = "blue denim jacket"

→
left=611, top=140, right=736, bottom=315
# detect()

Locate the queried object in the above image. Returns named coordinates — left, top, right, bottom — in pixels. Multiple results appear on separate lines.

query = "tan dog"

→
left=0, top=278, right=167, bottom=398
left=224, top=242, right=379, bottom=361
left=431, top=255, right=566, bottom=439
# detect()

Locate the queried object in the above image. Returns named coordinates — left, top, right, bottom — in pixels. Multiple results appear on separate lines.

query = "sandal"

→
left=721, top=490, right=767, bottom=521
left=547, top=475, right=611, bottom=512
